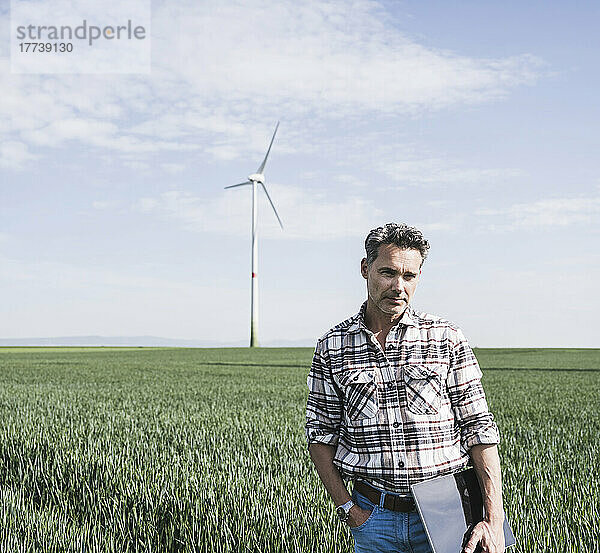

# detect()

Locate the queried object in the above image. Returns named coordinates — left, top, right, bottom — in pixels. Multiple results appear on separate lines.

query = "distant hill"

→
left=0, top=336, right=314, bottom=347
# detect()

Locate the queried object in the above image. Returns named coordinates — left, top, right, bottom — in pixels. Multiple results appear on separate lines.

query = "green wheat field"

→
left=0, top=347, right=598, bottom=552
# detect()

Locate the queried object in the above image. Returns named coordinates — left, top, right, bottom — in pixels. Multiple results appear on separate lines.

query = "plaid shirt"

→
left=306, top=302, right=500, bottom=495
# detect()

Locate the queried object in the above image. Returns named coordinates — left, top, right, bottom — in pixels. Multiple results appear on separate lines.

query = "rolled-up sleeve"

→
left=305, top=340, right=342, bottom=447
left=447, top=328, right=500, bottom=453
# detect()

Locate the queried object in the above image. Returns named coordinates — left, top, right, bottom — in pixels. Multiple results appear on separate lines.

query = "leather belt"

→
left=354, top=480, right=415, bottom=513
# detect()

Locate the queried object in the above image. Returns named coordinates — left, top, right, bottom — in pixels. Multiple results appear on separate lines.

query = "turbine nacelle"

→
left=248, top=173, right=265, bottom=184
left=224, top=122, right=283, bottom=230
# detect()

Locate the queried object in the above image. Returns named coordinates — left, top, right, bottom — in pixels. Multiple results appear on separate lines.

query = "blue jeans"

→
left=350, top=486, right=433, bottom=553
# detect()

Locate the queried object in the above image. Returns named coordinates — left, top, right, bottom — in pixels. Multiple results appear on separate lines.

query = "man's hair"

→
left=365, top=222, right=430, bottom=266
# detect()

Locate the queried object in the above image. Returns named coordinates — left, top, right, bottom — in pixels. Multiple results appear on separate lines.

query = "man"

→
left=306, top=223, right=505, bottom=553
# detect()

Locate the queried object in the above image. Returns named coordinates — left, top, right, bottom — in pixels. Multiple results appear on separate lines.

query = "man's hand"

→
left=346, top=505, right=372, bottom=528
left=467, top=444, right=505, bottom=553
left=463, top=519, right=505, bottom=553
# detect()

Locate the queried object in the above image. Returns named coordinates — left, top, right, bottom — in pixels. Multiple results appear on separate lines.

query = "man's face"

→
left=361, top=244, right=423, bottom=317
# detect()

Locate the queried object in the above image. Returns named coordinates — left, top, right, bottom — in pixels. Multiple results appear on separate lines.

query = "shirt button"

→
left=399, top=461, right=405, bottom=468
left=393, top=422, right=400, bottom=428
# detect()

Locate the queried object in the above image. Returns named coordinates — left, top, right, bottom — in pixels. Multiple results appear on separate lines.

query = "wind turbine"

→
left=225, top=122, right=283, bottom=348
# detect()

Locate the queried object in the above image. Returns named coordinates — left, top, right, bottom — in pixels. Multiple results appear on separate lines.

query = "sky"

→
left=1, top=0, right=599, bottom=347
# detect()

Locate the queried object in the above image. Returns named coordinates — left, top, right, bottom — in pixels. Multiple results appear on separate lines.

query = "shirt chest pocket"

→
left=403, top=364, right=443, bottom=415
left=338, top=369, right=379, bottom=421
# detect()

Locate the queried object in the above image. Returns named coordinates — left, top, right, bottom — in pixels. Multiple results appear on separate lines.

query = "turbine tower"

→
left=225, top=122, right=283, bottom=347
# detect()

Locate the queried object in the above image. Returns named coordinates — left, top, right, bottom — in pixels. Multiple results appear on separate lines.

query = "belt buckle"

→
left=394, top=495, right=407, bottom=512
left=385, top=492, right=412, bottom=512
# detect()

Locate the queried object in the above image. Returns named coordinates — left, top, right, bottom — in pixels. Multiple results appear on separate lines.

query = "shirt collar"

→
left=347, top=301, right=417, bottom=334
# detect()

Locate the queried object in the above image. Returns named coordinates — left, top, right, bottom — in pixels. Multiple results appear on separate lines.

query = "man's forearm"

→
left=469, top=443, right=504, bottom=522
left=308, top=443, right=351, bottom=506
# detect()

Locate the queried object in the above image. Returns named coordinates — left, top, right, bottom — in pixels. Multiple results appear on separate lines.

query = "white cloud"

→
left=137, top=197, right=160, bottom=212
left=24, top=118, right=118, bottom=147
left=20, top=114, right=201, bottom=154
left=334, top=174, right=369, bottom=188
left=0, top=140, right=36, bottom=169
left=150, top=1, right=542, bottom=114
left=160, top=163, right=186, bottom=174
left=122, top=159, right=151, bottom=172
left=0, top=0, right=544, bottom=168
left=377, top=155, right=524, bottom=187
left=92, top=200, right=112, bottom=210
left=478, top=197, right=600, bottom=229
left=134, top=184, right=384, bottom=240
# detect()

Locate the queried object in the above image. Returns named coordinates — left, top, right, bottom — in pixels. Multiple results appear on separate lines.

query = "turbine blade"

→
left=260, top=182, right=283, bottom=229
left=256, top=121, right=280, bottom=175
left=224, top=181, right=251, bottom=189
